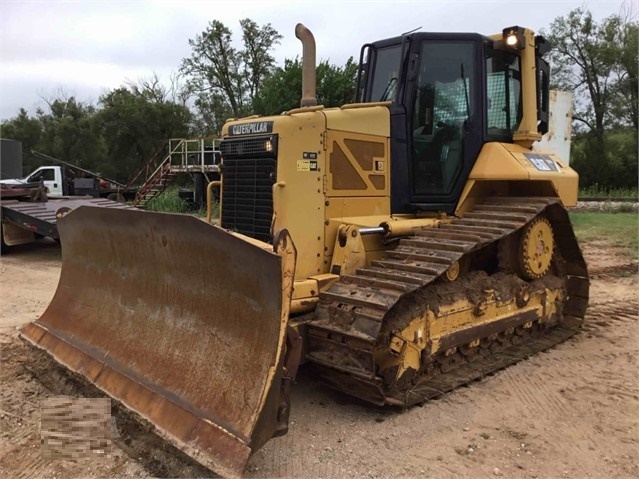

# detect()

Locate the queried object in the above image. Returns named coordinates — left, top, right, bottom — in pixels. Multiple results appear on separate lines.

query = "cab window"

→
left=369, top=44, right=402, bottom=101
left=29, top=168, right=55, bottom=182
left=486, top=48, right=522, bottom=137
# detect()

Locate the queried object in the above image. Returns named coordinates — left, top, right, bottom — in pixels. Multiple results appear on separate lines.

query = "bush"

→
left=145, top=187, right=190, bottom=213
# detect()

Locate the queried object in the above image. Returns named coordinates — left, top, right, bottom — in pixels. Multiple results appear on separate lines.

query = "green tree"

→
left=0, top=109, right=43, bottom=175
left=180, top=19, right=282, bottom=134
left=571, top=128, right=638, bottom=189
left=612, top=18, right=638, bottom=130
left=253, top=57, right=358, bottom=116
left=36, top=97, right=107, bottom=174
left=240, top=19, right=283, bottom=103
left=546, top=10, right=618, bottom=148
left=544, top=8, right=638, bottom=189
left=97, top=87, right=192, bottom=181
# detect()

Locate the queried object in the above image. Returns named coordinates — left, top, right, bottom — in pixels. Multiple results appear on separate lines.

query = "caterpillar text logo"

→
left=229, top=121, right=274, bottom=136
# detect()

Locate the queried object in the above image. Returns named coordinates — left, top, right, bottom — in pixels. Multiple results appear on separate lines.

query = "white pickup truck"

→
left=0, top=165, right=67, bottom=196
left=0, top=163, right=136, bottom=201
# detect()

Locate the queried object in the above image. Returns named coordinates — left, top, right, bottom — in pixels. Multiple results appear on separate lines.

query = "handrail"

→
left=172, top=138, right=221, bottom=170
left=127, top=138, right=222, bottom=206
left=132, top=158, right=171, bottom=206
left=125, top=140, right=169, bottom=189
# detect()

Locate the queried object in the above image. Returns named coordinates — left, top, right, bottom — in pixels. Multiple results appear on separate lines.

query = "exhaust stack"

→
left=295, top=23, right=317, bottom=107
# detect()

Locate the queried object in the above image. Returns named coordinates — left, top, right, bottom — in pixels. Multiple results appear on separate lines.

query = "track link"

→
left=306, top=197, right=589, bottom=406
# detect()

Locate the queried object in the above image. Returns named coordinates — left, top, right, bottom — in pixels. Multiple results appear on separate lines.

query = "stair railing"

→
left=132, top=158, right=172, bottom=206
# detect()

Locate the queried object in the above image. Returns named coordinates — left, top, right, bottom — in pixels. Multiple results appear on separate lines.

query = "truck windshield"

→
left=369, top=45, right=402, bottom=101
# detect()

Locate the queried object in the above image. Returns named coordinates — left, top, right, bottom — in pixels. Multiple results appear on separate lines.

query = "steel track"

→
left=306, top=197, right=589, bottom=406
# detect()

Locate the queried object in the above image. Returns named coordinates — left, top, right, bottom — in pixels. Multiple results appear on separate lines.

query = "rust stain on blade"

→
left=21, top=206, right=295, bottom=478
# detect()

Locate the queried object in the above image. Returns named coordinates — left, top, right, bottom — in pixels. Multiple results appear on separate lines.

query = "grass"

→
left=209, top=201, right=220, bottom=219
left=578, top=185, right=638, bottom=199
left=145, top=186, right=190, bottom=213
left=570, top=211, right=638, bottom=260
left=143, top=185, right=218, bottom=219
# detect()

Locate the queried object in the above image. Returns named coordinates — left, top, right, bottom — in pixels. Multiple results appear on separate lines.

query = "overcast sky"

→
left=0, top=0, right=629, bottom=121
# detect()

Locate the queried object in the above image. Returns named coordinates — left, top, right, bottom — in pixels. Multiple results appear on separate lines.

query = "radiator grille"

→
left=220, top=135, right=277, bottom=158
left=221, top=157, right=276, bottom=243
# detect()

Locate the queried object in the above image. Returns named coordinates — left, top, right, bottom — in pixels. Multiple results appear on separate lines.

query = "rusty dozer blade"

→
left=21, top=206, right=297, bottom=478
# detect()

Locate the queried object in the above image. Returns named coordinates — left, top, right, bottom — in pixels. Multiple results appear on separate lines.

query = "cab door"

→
left=405, top=37, right=484, bottom=212
left=26, top=167, right=63, bottom=196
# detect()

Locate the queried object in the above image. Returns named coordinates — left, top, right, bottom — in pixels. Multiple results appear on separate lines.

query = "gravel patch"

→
left=573, top=201, right=639, bottom=213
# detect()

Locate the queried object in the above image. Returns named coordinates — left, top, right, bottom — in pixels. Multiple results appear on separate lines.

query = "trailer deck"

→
left=1, top=197, right=134, bottom=239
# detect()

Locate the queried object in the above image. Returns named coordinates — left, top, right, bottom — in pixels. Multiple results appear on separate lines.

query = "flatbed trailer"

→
left=1, top=183, right=133, bottom=252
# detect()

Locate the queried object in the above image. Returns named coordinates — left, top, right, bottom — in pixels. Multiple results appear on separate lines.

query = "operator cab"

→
left=355, top=28, right=550, bottom=214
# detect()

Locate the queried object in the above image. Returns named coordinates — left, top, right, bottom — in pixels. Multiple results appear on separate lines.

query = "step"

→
left=340, top=274, right=418, bottom=293
left=463, top=211, right=531, bottom=223
left=371, top=259, right=448, bottom=277
left=322, top=284, right=399, bottom=311
left=412, top=228, right=484, bottom=243
left=357, top=267, right=435, bottom=285
left=438, top=223, right=504, bottom=238
left=386, top=249, right=456, bottom=265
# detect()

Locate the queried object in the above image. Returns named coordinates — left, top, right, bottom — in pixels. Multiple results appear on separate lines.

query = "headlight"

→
left=502, top=26, right=526, bottom=50
left=506, top=34, right=519, bottom=47
left=265, top=139, right=273, bottom=152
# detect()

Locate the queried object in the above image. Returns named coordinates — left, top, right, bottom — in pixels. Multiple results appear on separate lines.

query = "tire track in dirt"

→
left=571, top=367, right=639, bottom=402
left=499, top=367, right=572, bottom=422
left=14, top=452, right=52, bottom=479
left=589, top=262, right=638, bottom=280
left=498, top=371, right=593, bottom=460
left=5, top=425, right=34, bottom=446
left=581, top=300, right=638, bottom=337
left=493, top=294, right=638, bottom=461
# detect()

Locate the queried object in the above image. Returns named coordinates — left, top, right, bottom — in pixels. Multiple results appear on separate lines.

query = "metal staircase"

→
left=131, top=157, right=176, bottom=208
left=126, top=139, right=220, bottom=208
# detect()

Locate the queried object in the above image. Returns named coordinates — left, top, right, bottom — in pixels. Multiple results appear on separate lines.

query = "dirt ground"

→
left=0, top=237, right=637, bottom=479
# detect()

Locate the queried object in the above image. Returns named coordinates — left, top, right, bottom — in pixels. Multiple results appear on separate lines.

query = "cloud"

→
left=0, top=0, right=628, bottom=120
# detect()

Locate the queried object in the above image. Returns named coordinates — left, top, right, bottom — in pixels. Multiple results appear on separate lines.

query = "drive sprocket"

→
left=519, top=216, right=554, bottom=279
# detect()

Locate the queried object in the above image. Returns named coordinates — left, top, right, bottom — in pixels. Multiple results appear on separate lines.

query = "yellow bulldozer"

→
left=22, top=23, right=589, bottom=478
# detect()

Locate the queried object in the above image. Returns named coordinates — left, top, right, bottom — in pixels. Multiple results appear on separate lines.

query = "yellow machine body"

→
left=220, top=103, right=579, bottom=313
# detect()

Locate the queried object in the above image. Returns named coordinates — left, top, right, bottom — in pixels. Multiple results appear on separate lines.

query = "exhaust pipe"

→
left=295, top=23, right=317, bottom=107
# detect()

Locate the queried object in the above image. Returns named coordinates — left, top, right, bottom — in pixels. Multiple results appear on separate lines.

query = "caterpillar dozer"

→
left=21, top=23, right=589, bottom=478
